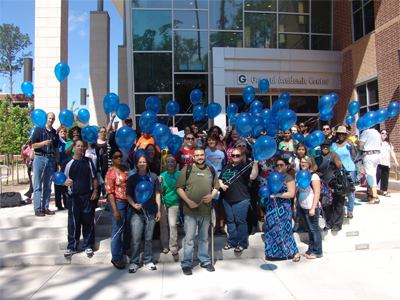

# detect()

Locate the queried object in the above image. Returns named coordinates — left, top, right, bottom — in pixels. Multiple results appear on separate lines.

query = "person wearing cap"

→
left=356, top=125, right=381, bottom=204
left=332, top=126, right=358, bottom=218
left=377, top=130, right=399, bottom=197
left=314, top=139, right=344, bottom=231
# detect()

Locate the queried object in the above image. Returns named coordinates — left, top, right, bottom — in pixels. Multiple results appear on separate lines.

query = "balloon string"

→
left=225, top=161, right=254, bottom=186
left=174, top=104, right=193, bottom=126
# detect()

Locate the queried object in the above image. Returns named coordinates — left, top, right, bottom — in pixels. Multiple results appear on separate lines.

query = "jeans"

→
left=223, top=199, right=250, bottom=248
left=181, top=215, right=211, bottom=268
left=26, top=166, right=33, bottom=197
left=108, top=200, right=132, bottom=262
left=33, top=155, right=56, bottom=211
left=299, top=207, right=322, bottom=257
left=130, top=212, right=156, bottom=265
left=344, top=171, right=356, bottom=213
left=355, top=160, right=363, bottom=183
left=160, top=205, right=179, bottom=251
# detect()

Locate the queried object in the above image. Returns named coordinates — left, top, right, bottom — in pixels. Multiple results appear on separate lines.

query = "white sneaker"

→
left=64, top=249, right=76, bottom=259
left=293, top=223, right=300, bottom=232
left=144, top=262, right=157, bottom=271
left=129, top=263, right=138, bottom=273
left=85, top=248, right=94, bottom=258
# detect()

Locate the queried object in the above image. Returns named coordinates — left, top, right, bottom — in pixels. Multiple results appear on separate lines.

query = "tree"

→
left=0, top=23, right=32, bottom=106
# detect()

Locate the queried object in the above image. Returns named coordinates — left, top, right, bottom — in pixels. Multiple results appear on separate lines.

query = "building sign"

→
left=237, top=74, right=247, bottom=84
left=249, top=75, right=329, bottom=86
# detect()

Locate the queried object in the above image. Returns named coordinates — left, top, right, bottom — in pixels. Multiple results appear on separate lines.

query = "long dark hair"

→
left=145, top=144, right=160, bottom=165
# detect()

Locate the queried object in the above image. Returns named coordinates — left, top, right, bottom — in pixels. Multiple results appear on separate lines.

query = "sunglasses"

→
left=231, top=154, right=242, bottom=158
left=112, top=155, right=123, bottom=159
left=322, top=128, right=330, bottom=131
left=186, top=137, right=194, bottom=140
left=381, top=132, right=387, bottom=135
left=276, top=163, right=285, bottom=167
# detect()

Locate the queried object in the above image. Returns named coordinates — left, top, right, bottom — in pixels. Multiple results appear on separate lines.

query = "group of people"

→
left=20, top=111, right=398, bottom=274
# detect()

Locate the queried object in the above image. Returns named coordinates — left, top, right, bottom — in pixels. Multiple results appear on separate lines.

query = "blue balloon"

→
left=258, top=79, right=270, bottom=94
left=320, top=110, right=334, bottom=121
left=272, top=99, right=289, bottom=120
left=250, top=100, right=263, bottom=116
left=363, top=111, right=379, bottom=128
left=139, top=111, right=158, bottom=133
left=253, top=135, right=277, bottom=161
left=242, top=86, right=256, bottom=104
left=227, top=103, right=238, bottom=119
left=93, top=126, right=99, bottom=133
left=153, top=124, right=172, bottom=150
left=30, top=109, right=47, bottom=128
left=54, top=62, right=70, bottom=82
left=260, top=108, right=272, bottom=125
left=313, top=130, right=325, bottom=146
left=207, top=102, right=222, bottom=119
left=318, top=94, right=334, bottom=115
left=268, top=171, right=285, bottom=194
left=376, top=108, right=389, bottom=124
left=135, top=181, right=153, bottom=204
left=235, top=112, right=252, bottom=137
left=265, top=121, right=279, bottom=137
left=103, top=93, right=120, bottom=114
left=345, top=115, right=355, bottom=125
left=52, top=172, right=66, bottom=185
left=133, top=149, right=149, bottom=165
left=388, top=102, right=400, bottom=118
left=116, top=103, right=130, bottom=120
left=230, top=116, right=237, bottom=125
left=330, top=93, right=339, bottom=104
left=296, top=170, right=312, bottom=190
left=78, top=108, right=90, bottom=124
left=81, top=126, right=98, bottom=144
left=278, top=109, right=297, bottom=131
left=292, top=133, right=304, bottom=143
left=193, top=104, right=207, bottom=121
left=145, top=96, right=161, bottom=113
left=116, top=126, right=136, bottom=150
left=166, top=101, right=180, bottom=116
left=273, top=149, right=285, bottom=157
left=258, top=185, right=271, bottom=198
left=168, top=135, right=183, bottom=156
left=251, top=116, right=265, bottom=138
left=279, top=92, right=291, bottom=103
left=190, top=89, right=202, bottom=105
left=356, top=117, right=365, bottom=131
left=304, top=133, right=319, bottom=150
left=21, top=81, right=33, bottom=97
left=348, top=101, right=360, bottom=116
left=30, top=126, right=36, bottom=137
left=59, top=109, right=74, bottom=128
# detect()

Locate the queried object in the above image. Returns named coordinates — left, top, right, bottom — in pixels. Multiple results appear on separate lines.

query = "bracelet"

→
left=94, top=190, right=98, bottom=193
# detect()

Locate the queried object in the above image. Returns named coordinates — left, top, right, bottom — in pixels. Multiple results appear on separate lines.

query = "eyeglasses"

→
left=112, top=155, right=123, bottom=159
left=194, top=154, right=205, bottom=157
left=322, top=128, right=330, bottom=131
left=381, top=132, right=387, bottom=135
left=231, top=154, right=242, bottom=158
left=185, top=137, right=194, bottom=140
left=237, top=145, right=246, bottom=147
left=276, top=164, right=285, bottom=167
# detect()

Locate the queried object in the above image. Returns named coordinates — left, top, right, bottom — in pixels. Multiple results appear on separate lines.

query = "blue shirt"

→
left=332, top=143, right=357, bottom=172
left=205, top=148, right=225, bottom=177
left=31, top=127, right=58, bottom=155
left=58, top=138, right=68, bottom=163
left=61, top=157, right=96, bottom=196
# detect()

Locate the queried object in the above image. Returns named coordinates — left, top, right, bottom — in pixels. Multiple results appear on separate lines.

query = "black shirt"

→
left=219, top=162, right=252, bottom=203
left=32, top=127, right=59, bottom=155
left=315, top=153, right=337, bottom=185
left=61, top=157, right=96, bottom=196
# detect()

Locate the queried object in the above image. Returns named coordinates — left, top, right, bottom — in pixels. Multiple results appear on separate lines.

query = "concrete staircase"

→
left=1, top=189, right=399, bottom=267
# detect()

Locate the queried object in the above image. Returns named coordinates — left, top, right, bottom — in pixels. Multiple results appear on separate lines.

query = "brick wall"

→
left=333, top=1, right=353, bottom=51
left=374, top=0, right=400, bottom=28
left=352, top=34, right=377, bottom=81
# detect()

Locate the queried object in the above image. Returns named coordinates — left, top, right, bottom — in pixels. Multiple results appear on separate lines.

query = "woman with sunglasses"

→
left=65, top=126, right=82, bottom=157
left=175, top=133, right=195, bottom=171
left=377, top=130, right=399, bottom=197
left=219, top=148, right=259, bottom=252
left=105, top=149, right=132, bottom=270
left=264, top=158, right=300, bottom=262
left=226, top=129, right=241, bottom=163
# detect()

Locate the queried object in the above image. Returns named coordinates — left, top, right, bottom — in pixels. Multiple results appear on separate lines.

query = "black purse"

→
left=329, top=168, right=355, bottom=196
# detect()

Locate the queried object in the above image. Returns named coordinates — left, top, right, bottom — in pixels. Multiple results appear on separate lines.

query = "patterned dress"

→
left=264, top=183, right=299, bottom=259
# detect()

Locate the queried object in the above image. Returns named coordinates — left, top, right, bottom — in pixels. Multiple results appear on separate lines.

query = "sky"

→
left=0, top=0, right=122, bottom=110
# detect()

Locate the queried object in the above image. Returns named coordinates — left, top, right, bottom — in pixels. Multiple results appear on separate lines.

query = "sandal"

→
left=347, top=212, right=353, bottom=219
left=383, top=192, right=391, bottom=197
left=171, top=250, right=179, bottom=256
left=234, top=246, right=244, bottom=253
left=223, top=245, right=233, bottom=250
left=292, top=255, right=301, bottom=262
left=111, top=261, right=125, bottom=270
left=124, top=250, right=131, bottom=256
left=162, top=248, right=169, bottom=254
left=259, top=216, right=265, bottom=222
left=305, top=254, right=317, bottom=259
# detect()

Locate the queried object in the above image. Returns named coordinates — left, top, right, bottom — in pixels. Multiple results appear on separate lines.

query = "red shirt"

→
left=175, top=147, right=195, bottom=171
left=105, top=166, right=129, bottom=202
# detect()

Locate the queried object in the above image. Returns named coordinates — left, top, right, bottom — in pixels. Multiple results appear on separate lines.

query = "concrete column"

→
left=88, top=11, right=110, bottom=127
left=34, top=0, right=68, bottom=123
left=118, top=46, right=129, bottom=107
left=212, top=48, right=228, bottom=133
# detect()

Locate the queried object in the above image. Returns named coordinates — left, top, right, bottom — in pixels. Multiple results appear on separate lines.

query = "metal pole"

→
left=24, top=58, right=33, bottom=82
left=97, top=0, right=103, bottom=11
left=80, top=88, right=87, bottom=105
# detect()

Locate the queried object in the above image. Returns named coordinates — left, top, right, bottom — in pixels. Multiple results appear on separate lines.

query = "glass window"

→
left=352, top=1, right=362, bottom=12
left=363, top=1, right=375, bottom=35
left=357, top=84, right=367, bottom=107
left=279, top=0, right=309, bottom=13
left=244, top=13, right=277, bottom=48
left=357, top=80, right=378, bottom=117
left=173, top=0, right=207, bottom=9
left=368, top=80, right=378, bottom=104
left=173, top=115, right=208, bottom=131
left=174, top=31, right=208, bottom=72
left=352, top=0, right=374, bottom=42
left=135, top=94, right=173, bottom=114
left=173, top=10, right=208, bottom=29
left=279, top=14, right=309, bottom=33
left=132, top=10, right=172, bottom=51
left=279, top=34, right=309, bottom=49
left=134, top=53, right=172, bottom=92
left=288, top=96, right=319, bottom=113
left=132, top=0, right=171, bottom=8
left=135, top=116, right=173, bottom=131
left=311, top=35, right=331, bottom=50
left=353, top=10, right=363, bottom=41
left=174, top=74, right=208, bottom=113
left=210, top=0, right=243, bottom=30
left=228, top=95, right=248, bottom=115
left=311, top=0, right=331, bottom=34
left=210, top=32, right=243, bottom=48
left=244, top=0, right=276, bottom=12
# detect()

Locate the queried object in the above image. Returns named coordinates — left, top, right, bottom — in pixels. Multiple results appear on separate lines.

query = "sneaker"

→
left=293, top=223, right=300, bottom=232
left=85, top=248, right=94, bottom=258
left=64, top=249, right=77, bottom=259
left=128, top=263, right=138, bottom=273
left=144, top=262, right=157, bottom=271
left=383, top=192, right=391, bottom=197
left=200, top=263, right=215, bottom=272
left=182, top=266, right=192, bottom=275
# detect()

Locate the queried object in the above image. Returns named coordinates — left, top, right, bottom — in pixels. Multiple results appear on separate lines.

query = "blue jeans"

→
left=33, top=155, right=56, bottom=211
left=130, top=212, right=156, bottom=265
left=181, top=215, right=211, bottom=268
left=355, top=160, right=362, bottom=183
left=299, top=207, right=323, bottom=257
left=108, top=200, right=132, bottom=262
left=223, top=199, right=250, bottom=248
left=344, top=171, right=356, bottom=213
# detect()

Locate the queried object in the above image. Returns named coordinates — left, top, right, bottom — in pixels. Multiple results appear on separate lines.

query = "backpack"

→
left=185, top=164, right=216, bottom=185
left=311, top=173, right=333, bottom=207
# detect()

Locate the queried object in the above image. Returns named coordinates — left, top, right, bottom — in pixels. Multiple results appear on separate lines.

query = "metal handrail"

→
left=0, top=165, right=11, bottom=194
left=390, top=157, right=400, bottom=181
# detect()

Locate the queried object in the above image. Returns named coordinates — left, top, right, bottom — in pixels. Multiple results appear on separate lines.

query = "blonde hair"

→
left=229, top=148, right=246, bottom=164
left=300, top=156, right=313, bottom=172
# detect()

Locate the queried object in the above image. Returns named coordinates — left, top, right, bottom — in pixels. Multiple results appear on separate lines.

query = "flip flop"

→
left=223, top=245, right=233, bottom=250
left=111, top=261, right=125, bottom=270
left=234, top=246, right=244, bottom=253
left=171, top=250, right=179, bottom=256
left=292, top=255, right=301, bottom=262
left=162, top=248, right=169, bottom=254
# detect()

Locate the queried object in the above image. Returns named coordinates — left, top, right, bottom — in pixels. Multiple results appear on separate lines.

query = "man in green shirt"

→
left=175, top=148, right=219, bottom=275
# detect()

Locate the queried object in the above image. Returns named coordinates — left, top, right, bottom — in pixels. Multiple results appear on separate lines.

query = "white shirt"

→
left=298, top=173, right=320, bottom=209
left=379, top=141, right=394, bottom=167
left=359, top=128, right=381, bottom=151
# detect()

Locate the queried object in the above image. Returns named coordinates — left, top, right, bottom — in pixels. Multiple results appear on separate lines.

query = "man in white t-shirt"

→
left=357, top=126, right=381, bottom=204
